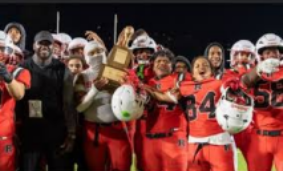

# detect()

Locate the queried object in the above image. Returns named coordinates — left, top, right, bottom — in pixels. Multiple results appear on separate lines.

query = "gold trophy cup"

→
left=98, top=26, right=135, bottom=90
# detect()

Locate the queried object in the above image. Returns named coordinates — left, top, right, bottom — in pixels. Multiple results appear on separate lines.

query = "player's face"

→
left=134, top=49, right=153, bottom=61
left=208, top=46, right=223, bottom=69
left=261, top=48, right=280, bottom=60
left=35, top=40, right=53, bottom=60
left=71, top=47, right=84, bottom=58
left=68, top=58, right=83, bottom=76
left=153, top=56, right=172, bottom=78
left=53, top=41, right=62, bottom=57
left=233, top=51, right=253, bottom=67
left=8, top=27, right=21, bottom=44
left=193, top=58, right=212, bottom=82
left=87, top=47, right=104, bottom=57
left=175, top=61, right=187, bottom=74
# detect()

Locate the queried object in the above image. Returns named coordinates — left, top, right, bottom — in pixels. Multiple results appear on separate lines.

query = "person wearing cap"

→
left=172, top=55, right=192, bottom=83
left=52, top=33, right=65, bottom=61
left=15, top=30, right=77, bottom=171
left=0, top=30, right=31, bottom=171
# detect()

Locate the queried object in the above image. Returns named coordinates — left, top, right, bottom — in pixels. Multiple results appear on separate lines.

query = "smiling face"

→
left=261, top=47, right=280, bottom=61
left=34, top=40, right=53, bottom=60
left=192, top=57, right=213, bottom=82
left=208, top=45, right=223, bottom=69
left=174, top=61, right=188, bottom=74
left=153, top=55, right=172, bottom=78
left=8, top=27, right=21, bottom=44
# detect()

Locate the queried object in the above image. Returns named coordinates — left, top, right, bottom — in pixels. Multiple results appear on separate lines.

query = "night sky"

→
left=1, top=4, right=283, bottom=63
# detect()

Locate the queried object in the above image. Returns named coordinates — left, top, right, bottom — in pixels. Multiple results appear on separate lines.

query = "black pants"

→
left=18, top=119, right=73, bottom=171
left=19, top=148, right=73, bottom=171
left=72, top=127, right=87, bottom=171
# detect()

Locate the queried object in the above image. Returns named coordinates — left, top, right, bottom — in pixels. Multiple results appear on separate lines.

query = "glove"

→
left=0, top=63, right=13, bottom=83
left=56, top=133, right=76, bottom=157
left=256, top=58, right=280, bottom=75
left=223, top=77, right=241, bottom=92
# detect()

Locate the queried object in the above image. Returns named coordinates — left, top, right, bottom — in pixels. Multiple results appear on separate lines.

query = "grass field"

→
left=73, top=149, right=276, bottom=171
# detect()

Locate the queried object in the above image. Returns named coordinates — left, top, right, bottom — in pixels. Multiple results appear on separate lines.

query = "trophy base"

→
left=98, top=64, right=127, bottom=91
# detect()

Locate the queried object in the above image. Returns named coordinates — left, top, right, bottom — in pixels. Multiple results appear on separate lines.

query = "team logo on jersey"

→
left=177, top=139, right=186, bottom=147
left=4, top=144, right=13, bottom=153
left=194, top=84, right=201, bottom=91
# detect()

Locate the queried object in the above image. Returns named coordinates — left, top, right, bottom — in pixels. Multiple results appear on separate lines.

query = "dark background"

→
left=1, top=4, right=282, bottom=61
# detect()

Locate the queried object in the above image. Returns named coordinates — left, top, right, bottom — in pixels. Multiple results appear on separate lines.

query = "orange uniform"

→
left=142, top=74, right=188, bottom=171
left=179, top=77, right=235, bottom=171
left=224, top=67, right=254, bottom=162
left=245, top=68, right=283, bottom=171
left=132, top=66, right=155, bottom=171
left=0, top=65, right=30, bottom=171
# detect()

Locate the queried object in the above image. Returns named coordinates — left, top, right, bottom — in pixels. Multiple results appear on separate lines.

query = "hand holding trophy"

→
left=98, top=26, right=135, bottom=90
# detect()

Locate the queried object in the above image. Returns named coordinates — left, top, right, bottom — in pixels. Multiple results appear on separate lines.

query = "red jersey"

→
left=171, top=72, right=192, bottom=82
left=0, top=65, right=31, bottom=136
left=179, top=78, right=224, bottom=137
left=146, top=74, right=187, bottom=133
left=251, top=77, right=283, bottom=130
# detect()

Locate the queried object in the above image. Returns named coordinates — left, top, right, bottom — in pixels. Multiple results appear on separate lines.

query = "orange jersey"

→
left=146, top=74, right=187, bottom=133
left=179, top=78, right=224, bottom=137
left=251, top=78, right=283, bottom=130
left=0, top=65, right=31, bottom=136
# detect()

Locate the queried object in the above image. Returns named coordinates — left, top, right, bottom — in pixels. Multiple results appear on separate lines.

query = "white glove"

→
left=256, top=58, right=280, bottom=75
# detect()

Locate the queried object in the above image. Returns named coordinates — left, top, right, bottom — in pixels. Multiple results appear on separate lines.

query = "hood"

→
left=204, top=42, right=225, bottom=75
left=173, top=55, right=191, bottom=72
left=4, top=22, right=27, bottom=51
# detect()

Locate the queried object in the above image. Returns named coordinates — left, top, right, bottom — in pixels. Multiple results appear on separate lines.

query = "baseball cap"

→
left=34, top=31, right=54, bottom=43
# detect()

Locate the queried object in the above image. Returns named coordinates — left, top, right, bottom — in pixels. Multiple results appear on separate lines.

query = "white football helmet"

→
left=68, top=37, right=88, bottom=51
left=130, top=35, right=157, bottom=52
left=216, top=87, right=254, bottom=134
left=0, top=31, right=14, bottom=55
left=130, top=35, right=157, bottom=65
left=58, top=32, right=72, bottom=45
left=111, top=84, right=145, bottom=121
left=52, top=33, right=64, bottom=45
left=230, top=40, right=255, bottom=67
left=8, top=44, right=24, bottom=65
left=255, top=33, right=283, bottom=62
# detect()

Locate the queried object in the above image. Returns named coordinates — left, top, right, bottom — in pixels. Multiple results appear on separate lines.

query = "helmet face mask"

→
left=111, top=84, right=145, bottom=121
left=230, top=40, right=255, bottom=68
left=216, top=87, right=254, bottom=134
left=130, top=35, right=157, bottom=65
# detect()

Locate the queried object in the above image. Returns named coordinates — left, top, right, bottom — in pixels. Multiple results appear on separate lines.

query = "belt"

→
left=256, top=129, right=283, bottom=137
left=146, top=132, right=173, bottom=139
left=145, top=128, right=179, bottom=139
left=95, top=121, right=120, bottom=127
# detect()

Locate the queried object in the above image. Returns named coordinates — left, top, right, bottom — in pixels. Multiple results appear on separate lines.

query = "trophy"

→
left=98, top=26, right=135, bottom=90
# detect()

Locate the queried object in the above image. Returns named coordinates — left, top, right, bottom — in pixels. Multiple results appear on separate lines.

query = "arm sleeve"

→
left=63, top=67, right=77, bottom=134
left=12, top=67, right=31, bottom=89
